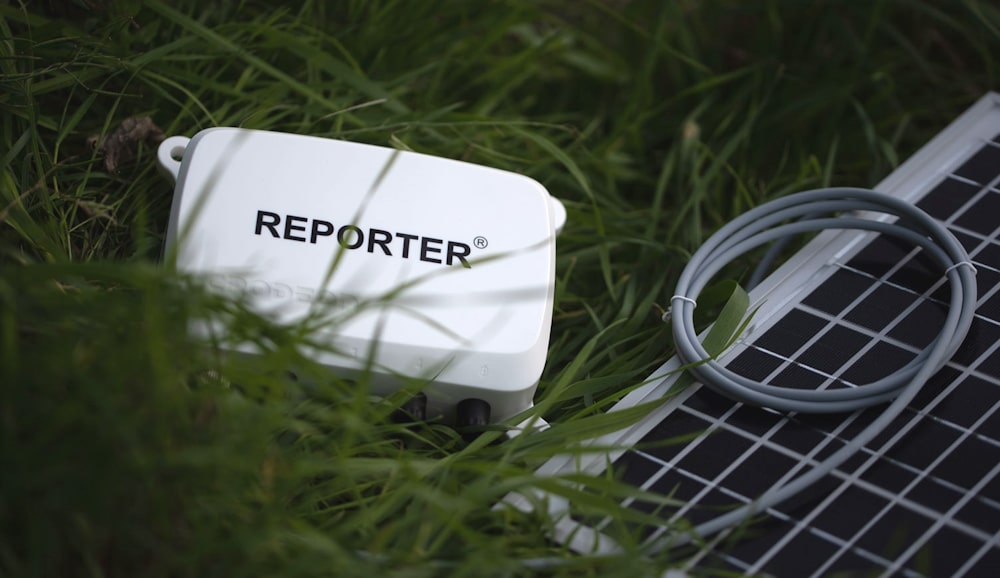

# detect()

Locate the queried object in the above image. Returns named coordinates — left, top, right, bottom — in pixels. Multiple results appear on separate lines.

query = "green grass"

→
left=2, top=0, right=999, bottom=576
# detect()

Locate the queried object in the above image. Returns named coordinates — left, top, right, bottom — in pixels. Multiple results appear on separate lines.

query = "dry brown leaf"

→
left=88, top=116, right=165, bottom=173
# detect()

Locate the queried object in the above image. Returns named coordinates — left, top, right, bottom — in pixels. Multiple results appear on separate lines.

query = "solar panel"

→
left=513, top=92, right=1000, bottom=576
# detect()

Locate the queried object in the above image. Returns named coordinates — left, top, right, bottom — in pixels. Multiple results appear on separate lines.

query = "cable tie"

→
left=670, top=295, right=698, bottom=308
left=662, top=295, right=698, bottom=323
left=945, top=260, right=977, bottom=276
left=661, top=296, right=698, bottom=323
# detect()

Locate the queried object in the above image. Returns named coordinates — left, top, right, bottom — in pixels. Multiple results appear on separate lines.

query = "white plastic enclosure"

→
left=159, top=128, right=563, bottom=422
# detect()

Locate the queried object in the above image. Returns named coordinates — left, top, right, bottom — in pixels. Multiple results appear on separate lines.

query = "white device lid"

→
left=160, top=128, right=560, bottom=420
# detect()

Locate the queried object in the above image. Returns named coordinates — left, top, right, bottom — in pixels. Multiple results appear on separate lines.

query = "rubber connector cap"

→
left=394, top=393, right=427, bottom=423
left=456, top=398, right=491, bottom=428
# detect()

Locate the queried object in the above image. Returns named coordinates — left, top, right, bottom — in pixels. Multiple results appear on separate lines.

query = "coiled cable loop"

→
left=663, top=187, right=978, bottom=544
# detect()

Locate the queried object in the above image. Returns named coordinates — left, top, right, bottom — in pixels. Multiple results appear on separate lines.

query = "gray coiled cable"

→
left=665, top=187, right=978, bottom=545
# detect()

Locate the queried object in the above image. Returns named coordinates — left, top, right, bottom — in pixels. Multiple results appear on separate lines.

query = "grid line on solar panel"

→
left=734, top=300, right=934, bottom=394
left=620, top=450, right=919, bottom=576
left=661, top=401, right=1000, bottom=576
left=654, top=400, right=999, bottom=539
left=685, top=470, right=935, bottom=577
left=960, top=546, right=1000, bottom=578
left=814, top=505, right=936, bottom=577
left=744, top=310, right=1000, bottom=432
left=882, top=462, right=1000, bottom=577
left=736, top=326, right=1000, bottom=510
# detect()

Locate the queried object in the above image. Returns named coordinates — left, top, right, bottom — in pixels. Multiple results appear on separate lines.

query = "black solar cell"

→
left=954, top=146, right=1000, bottom=186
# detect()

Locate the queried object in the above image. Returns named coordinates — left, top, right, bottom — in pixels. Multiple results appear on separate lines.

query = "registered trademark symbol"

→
left=473, top=236, right=488, bottom=249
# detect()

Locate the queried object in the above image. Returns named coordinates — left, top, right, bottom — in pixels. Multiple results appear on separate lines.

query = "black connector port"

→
left=456, top=398, right=491, bottom=428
